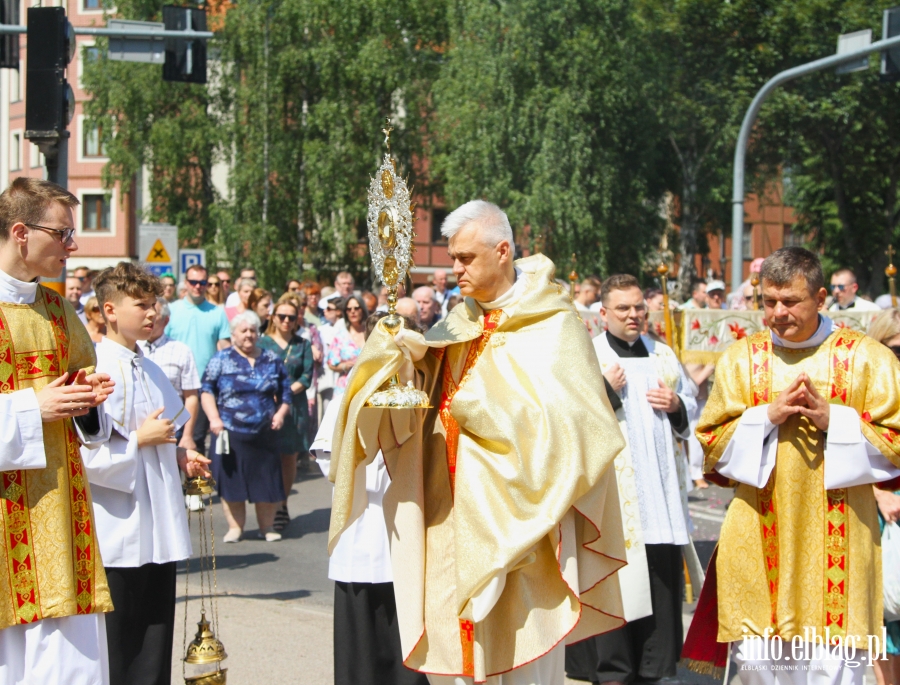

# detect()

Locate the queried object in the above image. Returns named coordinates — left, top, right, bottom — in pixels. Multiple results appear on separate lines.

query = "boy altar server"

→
left=81, top=262, right=210, bottom=685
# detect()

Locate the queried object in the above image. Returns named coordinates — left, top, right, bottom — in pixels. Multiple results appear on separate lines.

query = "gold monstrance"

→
left=365, top=119, right=430, bottom=409
left=182, top=477, right=227, bottom=684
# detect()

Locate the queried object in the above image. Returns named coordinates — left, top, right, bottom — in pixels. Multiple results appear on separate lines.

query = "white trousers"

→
left=426, top=643, right=564, bottom=685
left=0, top=614, right=109, bottom=685
left=732, top=639, right=866, bottom=685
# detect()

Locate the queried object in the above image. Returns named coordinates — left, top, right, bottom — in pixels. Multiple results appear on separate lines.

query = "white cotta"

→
left=617, top=355, right=691, bottom=545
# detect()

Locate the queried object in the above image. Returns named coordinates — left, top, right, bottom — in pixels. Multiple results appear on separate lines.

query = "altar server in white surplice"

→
left=80, top=262, right=210, bottom=685
left=566, top=274, right=696, bottom=685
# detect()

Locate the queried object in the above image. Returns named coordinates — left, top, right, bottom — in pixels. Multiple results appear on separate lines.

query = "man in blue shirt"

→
left=166, top=264, right=231, bottom=447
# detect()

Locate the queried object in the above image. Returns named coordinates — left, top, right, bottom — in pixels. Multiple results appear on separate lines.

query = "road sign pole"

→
left=731, top=33, right=900, bottom=293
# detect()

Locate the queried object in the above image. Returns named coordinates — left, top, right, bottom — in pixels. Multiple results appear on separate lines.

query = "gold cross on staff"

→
left=888, top=244, right=896, bottom=266
left=382, top=118, right=393, bottom=153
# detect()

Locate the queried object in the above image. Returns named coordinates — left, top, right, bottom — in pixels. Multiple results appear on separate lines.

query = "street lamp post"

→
left=730, top=33, right=900, bottom=293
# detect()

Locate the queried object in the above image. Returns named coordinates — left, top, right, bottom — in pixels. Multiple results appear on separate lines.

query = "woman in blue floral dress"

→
left=201, top=310, right=292, bottom=542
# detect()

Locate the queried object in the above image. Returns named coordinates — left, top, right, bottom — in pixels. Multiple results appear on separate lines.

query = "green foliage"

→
left=753, top=0, right=900, bottom=296
left=431, top=0, right=668, bottom=280
left=81, top=1, right=219, bottom=246
left=83, top=0, right=900, bottom=295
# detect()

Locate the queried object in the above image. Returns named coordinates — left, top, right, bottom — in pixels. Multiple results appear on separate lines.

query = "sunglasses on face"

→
left=219, top=279, right=230, bottom=284
left=831, top=284, right=847, bottom=291
left=208, top=281, right=220, bottom=287
left=325, top=306, right=338, bottom=312
left=275, top=313, right=298, bottom=322
left=346, top=306, right=362, bottom=312
left=90, top=306, right=100, bottom=313
left=187, top=279, right=208, bottom=287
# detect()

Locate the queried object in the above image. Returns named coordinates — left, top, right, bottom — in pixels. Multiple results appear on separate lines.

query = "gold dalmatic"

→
left=698, top=327, right=900, bottom=644
left=0, top=287, right=112, bottom=629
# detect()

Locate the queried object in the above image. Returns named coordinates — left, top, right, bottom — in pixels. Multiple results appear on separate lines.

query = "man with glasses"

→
left=828, top=267, right=880, bottom=311
left=569, top=274, right=696, bottom=685
left=166, top=264, right=231, bottom=447
left=0, top=177, right=116, bottom=683
left=216, top=270, right=232, bottom=298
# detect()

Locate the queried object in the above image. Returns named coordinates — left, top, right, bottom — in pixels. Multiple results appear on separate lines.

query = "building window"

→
left=82, top=194, right=111, bottom=232
left=10, top=133, right=20, bottom=171
left=83, top=122, right=106, bottom=158
left=83, top=45, right=100, bottom=63
left=431, top=208, right=448, bottom=243
left=30, top=144, right=44, bottom=168
left=83, top=0, right=102, bottom=9
left=784, top=224, right=803, bottom=247
left=742, top=223, right=753, bottom=261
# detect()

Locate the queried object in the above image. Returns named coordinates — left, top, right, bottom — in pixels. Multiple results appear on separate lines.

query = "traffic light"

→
left=162, top=6, right=207, bottom=84
left=882, top=6, right=900, bottom=82
left=0, top=0, right=19, bottom=70
left=24, top=8, right=75, bottom=148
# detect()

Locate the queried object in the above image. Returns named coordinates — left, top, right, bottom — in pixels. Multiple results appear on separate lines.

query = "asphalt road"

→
left=172, top=469, right=738, bottom=684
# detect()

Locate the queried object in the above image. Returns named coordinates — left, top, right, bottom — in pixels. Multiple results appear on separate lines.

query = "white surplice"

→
left=80, top=337, right=192, bottom=567
left=313, top=399, right=393, bottom=583
left=0, top=268, right=109, bottom=685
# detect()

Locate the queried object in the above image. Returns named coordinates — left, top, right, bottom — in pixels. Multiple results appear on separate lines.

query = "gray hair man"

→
left=412, top=286, right=440, bottom=330
left=329, top=199, right=627, bottom=684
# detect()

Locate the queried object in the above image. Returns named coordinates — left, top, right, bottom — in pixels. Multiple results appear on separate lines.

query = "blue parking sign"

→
left=180, top=249, right=206, bottom=278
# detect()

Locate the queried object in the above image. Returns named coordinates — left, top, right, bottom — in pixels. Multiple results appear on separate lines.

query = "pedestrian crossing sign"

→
left=146, top=239, right=171, bottom=263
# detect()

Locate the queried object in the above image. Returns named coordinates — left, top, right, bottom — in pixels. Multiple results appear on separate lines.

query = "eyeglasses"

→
left=26, top=223, right=75, bottom=244
left=275, top=313, right=298, bottom=322
left=187, top=279, right=208, bottom=287
left=831, top=284, right=847, bottom=291
left=345, top=306, right=361, bottom=312
left=219, top=278, right=230, bottom=284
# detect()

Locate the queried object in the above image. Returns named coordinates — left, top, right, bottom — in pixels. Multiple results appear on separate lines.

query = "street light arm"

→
left=730, top=33, right=900, bottom=293
left=0, top=25, right=213, bottom=39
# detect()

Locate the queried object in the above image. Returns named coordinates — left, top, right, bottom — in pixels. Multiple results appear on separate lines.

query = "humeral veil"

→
left=328, top=254, right=628, bottom=681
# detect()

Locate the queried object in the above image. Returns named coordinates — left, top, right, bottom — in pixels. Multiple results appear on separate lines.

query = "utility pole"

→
left=730, top=31, right=900, bottom=293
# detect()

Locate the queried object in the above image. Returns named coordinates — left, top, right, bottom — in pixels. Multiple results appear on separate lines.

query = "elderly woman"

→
left=258, top=297, right=314, bottom=531
left=326, top=294, right=367, bottom=395
left=225, top=277, right=257, bottom=321
left=867, top=309, right=900, bottom=685
left=201, top=311, right=292, bottom=542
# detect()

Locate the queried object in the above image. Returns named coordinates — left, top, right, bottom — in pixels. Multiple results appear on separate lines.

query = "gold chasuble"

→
left=0, top=286, right=112, bottom=630
left=698, top=327, right=900, bottom=646
left=329, top=255, right=628, bottom=681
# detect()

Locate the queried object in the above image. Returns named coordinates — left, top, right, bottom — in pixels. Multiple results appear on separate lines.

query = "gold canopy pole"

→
left=657, top=263, right=674, bottom=349
left=568, top=254, right=578, bottom=300
left=887, top=245, right=897, bottom=309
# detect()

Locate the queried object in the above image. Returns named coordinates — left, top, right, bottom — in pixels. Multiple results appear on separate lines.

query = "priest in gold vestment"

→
left=329, top=200, right=628, bottom=685
left=0, top=178, right=115, bottom=685
left=684, top=247, right=900, bottom=685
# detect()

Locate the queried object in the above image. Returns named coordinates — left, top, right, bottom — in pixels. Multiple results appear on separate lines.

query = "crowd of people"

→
left=2, top=175, right=900, bottom=685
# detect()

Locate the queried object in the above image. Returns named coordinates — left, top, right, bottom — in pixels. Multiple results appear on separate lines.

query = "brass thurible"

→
left=182, top=475, right=227, bottom=684
left=364, top=118, right=430, bottom=409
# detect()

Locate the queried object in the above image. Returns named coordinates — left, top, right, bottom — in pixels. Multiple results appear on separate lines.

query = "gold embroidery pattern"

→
left=42, top=288, right=70, bottom=372
left=66, top=423, right=95, bottom=614
left=823, top=328, right=859, bottom=640
left=0, top=310, right=42, bottom=624
left=2, top=470, right=41, bottom=624
left=15, top=350, right=60, bottom=380
left=459, top=619, right=475, bottom=677
left=439, top=310, right=503, bottom=496
left=750, top=332, right=778, bottom=628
